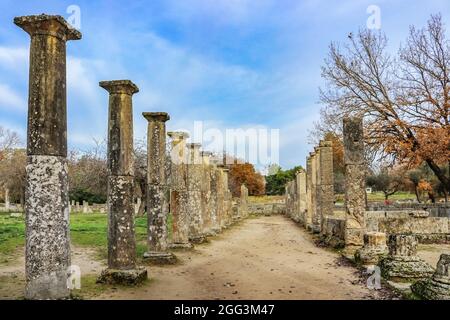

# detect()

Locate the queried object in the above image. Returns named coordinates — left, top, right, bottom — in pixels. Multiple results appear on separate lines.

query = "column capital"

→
left=100, top=80, right=139, bottom=95
left=320, top=140, right=333, bottom=147
left=14, top=14, right=82, bottom=41
left=186, top=143, right=201, bottom=150
left=143, top=112, right=170, bottom=122
left=168, top=131, right=189, bottom=140
left=201, top=151, right=213, bottom=157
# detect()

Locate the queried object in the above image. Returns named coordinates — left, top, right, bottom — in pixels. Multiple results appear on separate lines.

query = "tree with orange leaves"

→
left=228, top=163, right=265, bottom=197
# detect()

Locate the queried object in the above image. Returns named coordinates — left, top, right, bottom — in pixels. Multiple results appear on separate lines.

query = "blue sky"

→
left=0, top=0, right=449, bottom=171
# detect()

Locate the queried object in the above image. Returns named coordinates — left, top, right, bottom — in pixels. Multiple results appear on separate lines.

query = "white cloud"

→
left=0, top=84, right=26, bottom=111
left=0, top=47, right=28, bottom=71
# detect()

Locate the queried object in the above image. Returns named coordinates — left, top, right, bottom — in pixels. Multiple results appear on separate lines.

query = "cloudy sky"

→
left=0, top=0, right=449, bottom=171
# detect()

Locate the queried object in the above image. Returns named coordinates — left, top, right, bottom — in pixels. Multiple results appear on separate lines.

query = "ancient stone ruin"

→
left=96, top=80, right=147, bottom=285
left=15, top=14, right=81, bottom=300
left=143, top=112, right=177, bottom=264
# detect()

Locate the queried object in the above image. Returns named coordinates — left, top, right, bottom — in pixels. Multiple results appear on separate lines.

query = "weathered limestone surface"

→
left=379, top=234, right=434, bottom=281
left=98, top=80, right=146, bottom=284
left=143, top=112, right=177, bottom=264
left=343, top=118, right=366, bottom=247
left=201, top=152, right=214, bottom=234
left=355, top=232, right=388, bottom=266
left=312, top=147, right=322, bottom=233
left=239, top=184, right=249, bottom=219
left=412, top=254, right=450, bottom=300
left=305, top=156, right=313, bottom=230
left=186, top=143, right=207, bottom=243
left=297, top=169, right=307, bottom=225
left=321, top=216, right=346, bottom=248
left=106, top=175, right=136, bottom=269
left=319, top=140, right=334, bottom=234
left=209, top=166, right=221, bottom=233
left=15, top=14, right=81, bottom=299
left=25, top=155, right=70, bottom=299
left=168, top=132, right=192, bottom=249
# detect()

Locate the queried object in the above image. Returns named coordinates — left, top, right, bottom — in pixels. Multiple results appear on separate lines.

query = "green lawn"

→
left=0, top=212, right=163, bottom=264
left=366, top=191, right=417, bottom=202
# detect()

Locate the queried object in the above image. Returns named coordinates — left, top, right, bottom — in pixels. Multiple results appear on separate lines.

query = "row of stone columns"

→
left=284, top=117, right=450, bottom=299
left=285, top=139, right=334, bottom=235
left=16, top=13, right=249, bottom=299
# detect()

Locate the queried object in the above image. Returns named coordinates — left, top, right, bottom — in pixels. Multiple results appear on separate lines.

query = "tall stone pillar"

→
left=15, top=14, right=81, bottom=300
left=343, top=117, right=366, bottom=247
left=297, top=169, right=307, bottom=226
left=305, top=155, right=314, bottom=230
left=209, top=164, right=220, bottom=233
left=216, top=165, right=227, bottom=230
left=222, top=168, right=233, bottom=227
left=310, top=151, right=321, bottom=233
left=319, top=140, right=334, bottom=233
left=239, top=184, right=249, bottom=219
left=168, top=131, right=192, bottom=249
left=201, top=151, right=214, bottom=235
left=4, top=187, right=10, bottom=211
left=143, top=112, right=177, bottom=264
left=97, top=80, right=147, bottom=285
left=186, top=143, right=207, bottom=243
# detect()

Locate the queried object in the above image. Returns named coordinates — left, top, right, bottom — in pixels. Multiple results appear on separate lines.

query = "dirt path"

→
left=0, top=215, right=406, bottom=300
left=97, top=215, right=389, bottom=300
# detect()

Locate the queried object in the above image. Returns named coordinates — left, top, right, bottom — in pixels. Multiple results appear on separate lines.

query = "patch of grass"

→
left=0, top=212, right=151, bottom=264
left=367, top=191, right=416, bottom=202
left=0, top=214, right=25, bottom=263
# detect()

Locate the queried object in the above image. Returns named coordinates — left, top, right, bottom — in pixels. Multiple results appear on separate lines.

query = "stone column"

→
left=215, top=165, right=226, bottom=230
left=201, top=151, right=214, bottom=235
left=209, top=164, right=220, bottom=233
left=143, top=112, right=177, bottom=264
left=343, top=117, right=366, bottom=247
left=380, top=234, right=433, bottom=281
left=4, top=187, right=10, bottom=211
left=15, top=14, right=81, bottom=300
left=354, top=232, right=388, bottom=266
left=305, top=155, right=314, bottom=230
left=412, top=254, right=450, bottom=300
left=239, top=184, right=249, bottom=219
left=297, top=169, right=307, bottom=226
left=310, top=151, right=320, bottom=233
left=222, top=168, right=233, bottom=227
left=186, top=143, right=207, bottom=243
left=319, top=140, right=334, bottom=234
left=97, top=80, right=147, bottom=285
left=82, top=201, right=88, bottom=214
left=168, top=131, right=192, bottom=249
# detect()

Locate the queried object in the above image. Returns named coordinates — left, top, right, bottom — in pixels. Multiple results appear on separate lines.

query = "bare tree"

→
left=317, top=14, right=450, bottom=196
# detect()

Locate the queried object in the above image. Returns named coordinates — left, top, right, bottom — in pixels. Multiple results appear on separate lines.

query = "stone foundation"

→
left=97, top=268, right=147, bottom=285
left=143, top=251, right=178, bottom=265
left=411, top=254, right=450, bottom=300
left=355, top=232, right=388, bottom=266
left=380, top=234, right=433, bottom=281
